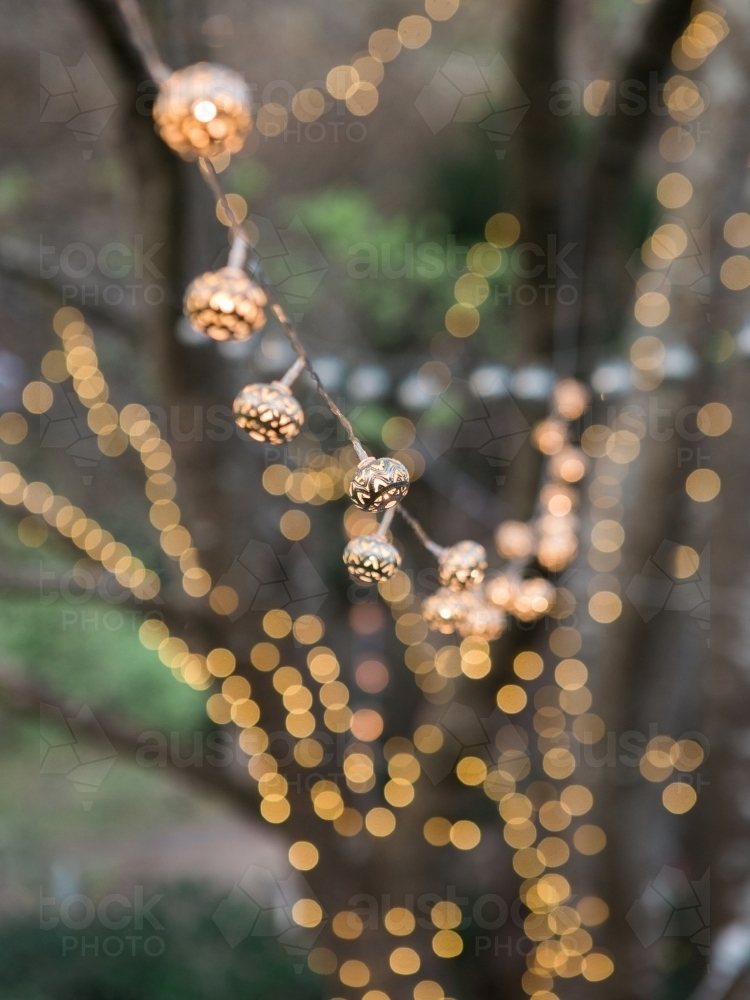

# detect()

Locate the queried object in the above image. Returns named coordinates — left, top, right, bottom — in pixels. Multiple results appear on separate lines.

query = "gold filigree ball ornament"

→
left=438, top=541, right=488, bottom=591
left=485, top=572, right=518, bottom=610
left=154, top=63, right=252, bottom=160
left=422, top=588, right=469, bottom=635
left=343, top=535, right=401, bottom=585
left=184, top=267, right=267, bottom=342
left=549, top=446, right=588, bottom=483
left=233, top=382, right=304, bottom=445
left=457, top=595, right=507, bottom=641
left=495, top=520, right=535, bottom=560
left=512, top=577, right=557, bottom=622
left=552, top=378, right=590, bottom=421
left=348, top=456, right=410, bottom=512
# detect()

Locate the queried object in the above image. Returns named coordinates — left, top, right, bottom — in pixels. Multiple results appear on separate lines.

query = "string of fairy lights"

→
left=0, top=1, right=739, bottom=998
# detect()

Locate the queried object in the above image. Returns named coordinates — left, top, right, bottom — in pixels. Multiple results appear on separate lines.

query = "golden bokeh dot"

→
left=432, top=929, right=463, bottom=958
left=573, top=824, right=607, bottom=855
left=263, top=608, right=292, bottom=638
left=660, top=125, right=695, bottom=161
left=385, top=907, right=416, bottom=936
left=22, top=381, right=54, bottom=414
left=656, top=172, right=693, bottom=208
left=0, top=412, right=28, bottom=445
left=663, top=781, right=697, bottom=813
left=382, top=416, right=416, bottom=450
left=425, top=0, right=459, bottom=20
left=721, top=255, right=750, bottom=290
left=327, top=65, right=359, bottom=100
left=581, top=953, right=615, bottom=982
left=431, top=901, right=461, bottom=929
left=333, top=910, right=364, bottom=939
left=398, top=15, right=432, bottom=49
left=672, top=545, right=699, bottom=579
left=280, top=509, right=311, bottom=540
left=685, top=468, right=720, bottom=502
left=347, top=81, right=379, bottom=116
left=250, top=641, right=279, bottom=671
left=292, top=88, right=326, bottom=123
left=445, top=303, right=479, bottom=338
left=263, top=464, right=291, bottom=494
left=588, top=591, right=622, bottom=623
left=18, top=515, right=48, bottom=547
left=424, top=816, right=452, bottom=846
left=339, top=959, right=370, bottom=987
left=496, top=684, right=528, bottom=714
left=577, top=896, right=609, bottom=926
left=308, top=947, right=337, bottom=975
left=206, top=647, right=236, bottom=677
left=456, top=756, right=487, bottom=786
left=366, top=806, right=396, bottom=837
left=485, top=213, right=520, bottom=248
left=41, top=349, right=69, bottom=382
left=353, top=55, right=385, bottom=86
left=260, top=798, right=290, bottom=823
left=369, top=28, right=402, bottom=62
left=414, top=982, right=444, bottom=1000
left=724, top=212, right=750, bottom=248
left=288, top=841, right=319, bottom=870
left=634, top=291, right=670, bottom=327
left=292, top=898, right=323, bottom=927
left=697, top=401, right=732, bottom=436
left=209, top=584, right=239, bottom=615
left=293, top=614, right=324, bottom=644
left=450, top=820, right=481, bottom=850
left=390, top=946, right=421, bottom=975
left=514, top=651, right=543, bottom=680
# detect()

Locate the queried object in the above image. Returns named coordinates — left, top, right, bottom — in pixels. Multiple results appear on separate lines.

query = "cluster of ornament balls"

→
left=153, top=60, right=563, bottom=643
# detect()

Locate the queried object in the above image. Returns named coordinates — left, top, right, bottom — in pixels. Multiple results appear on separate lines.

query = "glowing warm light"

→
left=685, top=468, right=720, bottom=502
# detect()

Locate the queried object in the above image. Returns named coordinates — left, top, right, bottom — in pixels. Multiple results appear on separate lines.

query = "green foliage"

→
left=0, top=165, right=31, bottom=214
left=0, top=882, right=325, bottom=1000
left=0, top=595, right=204, bottom=733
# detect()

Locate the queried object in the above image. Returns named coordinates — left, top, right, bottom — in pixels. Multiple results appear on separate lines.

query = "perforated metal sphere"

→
left=233, top=382, right=304, bottom=445
left=512, top=577, right=556, bottom=622
left=422, top=588, right=469, bottom=635
left=348, top=456, right=410, bottom=512
left=438, top=540, right=488, bottom=591
left=184, top=266, right=267, bottom=342
left=343, top=535, right=401, bottom=585
left=485, top=573, right=518, bottom=610
left=457, top=600, right=507, bottom=641
left=154, top=63, right=252, bottom=160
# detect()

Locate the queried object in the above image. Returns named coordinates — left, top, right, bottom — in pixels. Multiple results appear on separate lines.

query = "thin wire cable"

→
left=107, top=0, right=457, bottom=560
left=199, top=157, right=368, bottom=461
left=396, top=506, right=447, bottom=559
left=111, top=0, right=170, bottom=82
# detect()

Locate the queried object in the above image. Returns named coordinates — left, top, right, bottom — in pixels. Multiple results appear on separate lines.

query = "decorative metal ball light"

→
left=233, top=381, right=304, bottom=445
left=154, top=62, right=252, bottom=160
left=512, top=577, right=557, bottom=622
left=348, top=456, right=410, bottom=512
left=485, top=572, right=518, bottom=610
left=438, top=540, right=488, bottom=591
left=422, top=588, right=469, bottom=635
left=457, top=600, right=507, bottom=641
left=184, top=266, right=267, bottom=342
left=343, top=535, right=401, bottom=585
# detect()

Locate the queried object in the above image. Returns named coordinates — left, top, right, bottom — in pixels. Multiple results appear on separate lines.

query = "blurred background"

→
left=0, top=0, right=748, bottom=998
